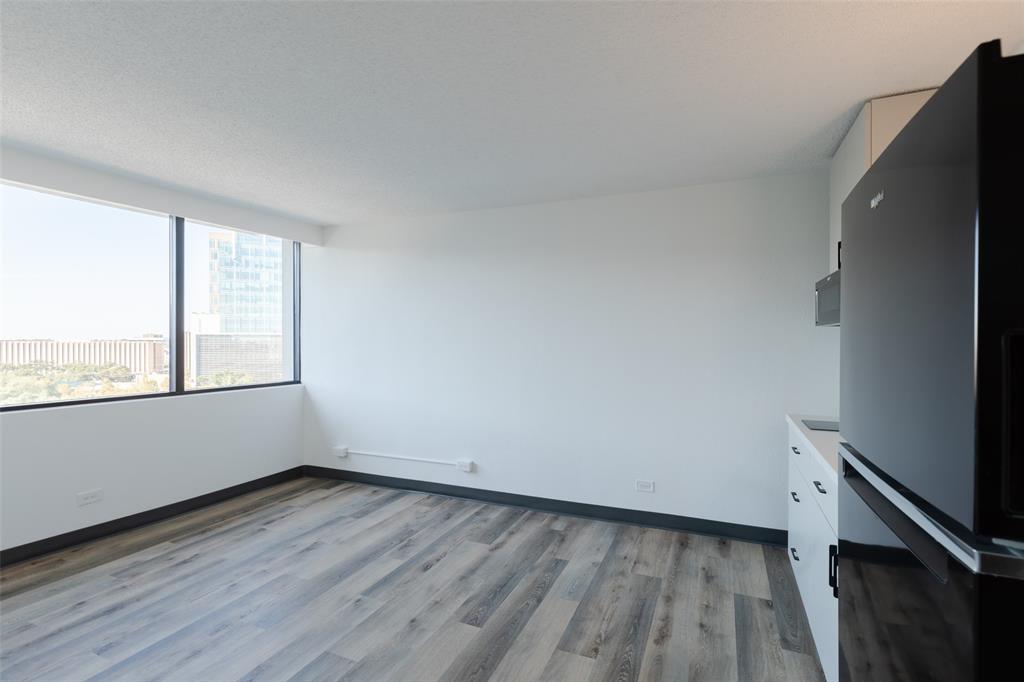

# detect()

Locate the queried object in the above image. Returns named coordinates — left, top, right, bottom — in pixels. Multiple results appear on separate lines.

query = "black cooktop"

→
left=802, top=419, right=839, bottom=432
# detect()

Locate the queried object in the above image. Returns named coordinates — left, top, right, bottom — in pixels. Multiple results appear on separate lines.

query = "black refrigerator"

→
left=838, top=40, right=1024, bottom=681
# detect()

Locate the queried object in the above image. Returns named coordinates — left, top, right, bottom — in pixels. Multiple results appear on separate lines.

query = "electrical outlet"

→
left=456, top=459, right=475, bottom=473
left=77, top=488, right=104, bottom=506
left=333, top=446, right=349, bottom=458
left=635, top=480, right=655, bottom=493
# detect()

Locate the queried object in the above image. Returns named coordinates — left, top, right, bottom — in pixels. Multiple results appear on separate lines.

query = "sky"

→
left=0, top=183, right=225, bottom=340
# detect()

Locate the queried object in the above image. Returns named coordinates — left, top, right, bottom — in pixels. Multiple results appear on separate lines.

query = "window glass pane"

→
left=0, top=183, right=170, bottom=407
left=183, top=221, right=293, bottom=389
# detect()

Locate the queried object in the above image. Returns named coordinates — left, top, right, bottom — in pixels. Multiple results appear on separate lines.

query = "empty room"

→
left=1, top=2, right=1022, bottom=681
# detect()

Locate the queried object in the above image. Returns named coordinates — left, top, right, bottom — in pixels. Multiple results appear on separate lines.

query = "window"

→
left=0, top=182, right=300, bottom=410
left=1, top=184, right=170, bottom=406
left=183, top=221, right=295, bottom=389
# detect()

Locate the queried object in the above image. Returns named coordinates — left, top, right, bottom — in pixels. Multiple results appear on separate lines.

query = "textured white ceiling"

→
left=1, top=1, right=1021, bottom=225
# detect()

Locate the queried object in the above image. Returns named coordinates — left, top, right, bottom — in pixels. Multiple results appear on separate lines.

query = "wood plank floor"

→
left=0, top=477, right=824, bottom=682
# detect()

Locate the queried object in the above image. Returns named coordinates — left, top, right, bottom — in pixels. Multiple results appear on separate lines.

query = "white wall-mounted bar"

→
left=334, top=447, right=475, bottom=472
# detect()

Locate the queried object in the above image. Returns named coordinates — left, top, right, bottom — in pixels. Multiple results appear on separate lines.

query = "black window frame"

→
left=0, top=193, right=301, bottom=413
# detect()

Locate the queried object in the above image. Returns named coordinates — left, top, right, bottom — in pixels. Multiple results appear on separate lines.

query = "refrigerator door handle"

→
left=840, top=442, right=1024, bottom=579
left=844, top=464, right=949, bottom=583
left=1005, top=331, right=1023, bottom=519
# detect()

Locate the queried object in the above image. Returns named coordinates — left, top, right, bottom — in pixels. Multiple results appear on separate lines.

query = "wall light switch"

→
left=77, top=488, right=104, bottom=506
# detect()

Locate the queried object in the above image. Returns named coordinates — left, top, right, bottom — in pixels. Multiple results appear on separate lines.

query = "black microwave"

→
left=815, top=270, right=840, bottom=326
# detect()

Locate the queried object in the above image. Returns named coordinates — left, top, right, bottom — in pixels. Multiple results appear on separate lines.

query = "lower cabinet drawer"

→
left=788, top=454, right=839, bottom=681
left=789, top=423, right=838, bottom=534
left=787, top=456, right=812, bottom=569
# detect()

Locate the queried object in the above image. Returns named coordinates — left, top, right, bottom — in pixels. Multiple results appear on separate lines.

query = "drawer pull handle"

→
left=791, top=446, right=800, bottom=455
left=813, top=481, right=827, bottom=495
left=790, top=547, right=800, bottom=561
left=790, top=491, right=800, bottom=502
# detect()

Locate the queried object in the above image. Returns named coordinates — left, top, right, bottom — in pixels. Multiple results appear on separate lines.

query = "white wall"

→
left=0, top=146, right=317, bottom=550
left=0, top=385, right=303, bottom=549
left=302, top=170, right=839, bottom=531
left=0, top=144, right=324, bottom=245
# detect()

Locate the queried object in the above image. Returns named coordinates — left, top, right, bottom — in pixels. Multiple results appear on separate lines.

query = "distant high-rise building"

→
left=183, top=230, right=286, bottom=386
left=208, top=231, right=283, bottom=334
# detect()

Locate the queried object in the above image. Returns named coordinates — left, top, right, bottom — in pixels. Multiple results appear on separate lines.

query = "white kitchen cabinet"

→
left=786, top=415, right=840, bottom=682
left=869, top=89, right=935, bottom=164
left=827, top=89, right=936, bottom=271
left=790, top=426, right=838, bottom=534
left=828, top=105, right=869, bottom=273
left=788, top=454, right=816, bottom=569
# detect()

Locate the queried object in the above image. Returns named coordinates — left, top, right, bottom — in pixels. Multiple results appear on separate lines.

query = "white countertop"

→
left=786, top=414, right=843, bottom=474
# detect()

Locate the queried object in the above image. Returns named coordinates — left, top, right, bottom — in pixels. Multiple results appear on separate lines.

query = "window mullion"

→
left=293, top=241, right=301, bottom=383
left=171, top=216, right=185, bottom=393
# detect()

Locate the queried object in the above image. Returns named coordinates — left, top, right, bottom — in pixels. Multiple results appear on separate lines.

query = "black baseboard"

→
left=1, top=464, right=784, bottom=567
left=0, top=466, right=305, bottom=567
left=303, top=466, right=786, bottom=546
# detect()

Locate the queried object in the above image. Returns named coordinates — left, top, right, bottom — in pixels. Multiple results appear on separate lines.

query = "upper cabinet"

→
left=827, top=89, right=936, bottom=272
left=828, top=106, right=869, bottom=273
left=868, top=90, right=936, bottom=162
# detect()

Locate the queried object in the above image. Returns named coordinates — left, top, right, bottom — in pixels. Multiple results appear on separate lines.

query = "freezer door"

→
left=838, top=464, right=974, bottom=681
left=838, top=448, right=1024, bottom=681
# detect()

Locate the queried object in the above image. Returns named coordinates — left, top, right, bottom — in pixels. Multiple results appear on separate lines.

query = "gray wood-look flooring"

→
left=0, top=477, right=824, bottom=682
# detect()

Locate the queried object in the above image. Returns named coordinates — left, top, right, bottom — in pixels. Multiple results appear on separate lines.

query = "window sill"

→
left=0, top=381, right=301, bottom=413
